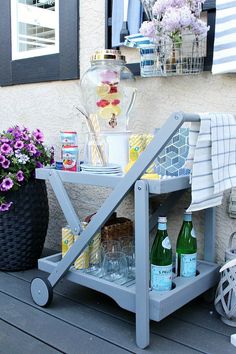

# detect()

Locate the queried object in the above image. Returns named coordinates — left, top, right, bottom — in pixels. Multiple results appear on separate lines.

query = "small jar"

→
left=84, top=133, right=109, bottom=167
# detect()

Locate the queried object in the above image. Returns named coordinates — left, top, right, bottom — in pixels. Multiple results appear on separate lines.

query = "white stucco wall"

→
left=0, top=0, right=235, bottom=263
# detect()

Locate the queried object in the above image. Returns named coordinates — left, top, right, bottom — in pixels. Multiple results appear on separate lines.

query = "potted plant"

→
left=0, top=125, right=54, bottom=271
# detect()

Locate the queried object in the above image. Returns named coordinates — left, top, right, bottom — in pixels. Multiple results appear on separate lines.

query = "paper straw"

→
left=75, top=107, right=106, bottom=166
left=89, top=232, right=101, bottom=265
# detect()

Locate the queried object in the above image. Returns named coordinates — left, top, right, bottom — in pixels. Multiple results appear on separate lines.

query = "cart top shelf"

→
left=36, top=168, right=190, bottom=195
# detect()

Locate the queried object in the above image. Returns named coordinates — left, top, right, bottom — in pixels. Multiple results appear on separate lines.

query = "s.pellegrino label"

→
left=179, top=253, right=197, bottom=278
left=176, top=211, right=197, bottom=277
left=150, top=216, right=172, bottom=291
left=162, top=237, right=171, bottom=250
left=151, top=264, right=172, bottom=291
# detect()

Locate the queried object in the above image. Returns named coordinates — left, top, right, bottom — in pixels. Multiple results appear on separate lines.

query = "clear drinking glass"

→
left=102, top=251, right=128, bottom=283
left=86, top=247, right=103, bottom=277
left=84, top=133, right=109, bottom=166
left=123, top=244, right=135, bottom=279
left=119, top=236, right=134, bottom=249
left=101, top=240, right=121, bottom=254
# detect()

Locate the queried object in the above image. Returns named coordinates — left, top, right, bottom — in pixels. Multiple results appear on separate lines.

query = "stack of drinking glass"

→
left=84, top=236, right=135, bottom=285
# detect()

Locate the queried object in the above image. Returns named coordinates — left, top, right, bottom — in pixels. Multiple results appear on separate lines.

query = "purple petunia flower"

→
left=1, top=177, right=14, bottom=191
left=0, top=137, right=10, bottom=144
left=1, top=159, right=10, bottom=169
left=0, top=154, right=5, bottom=164
left=36, top=161, right=43, bottom=168
left=22, top=132, right=29, bottom=141
left=1, top=143, right=13, bottom=155
left=0, top=201, right=13, bottom=212
left=14, top=140, right=24, bottom=149
left=34, top=151, right=41, bottom=158
left=27, top=143, right=37, bottom=155
left=33, top=129, right=44, bottom=143
left=13, top=132, right=22, bottom=139
left=16, top=170, right=24, bottom=182
left=7, top=127, right=14, bottom=134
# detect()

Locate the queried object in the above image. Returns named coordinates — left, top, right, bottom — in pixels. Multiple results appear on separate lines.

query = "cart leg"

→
left=204, top=207, right=216, bottom=263
left=135, top=180, right=150, bottom=349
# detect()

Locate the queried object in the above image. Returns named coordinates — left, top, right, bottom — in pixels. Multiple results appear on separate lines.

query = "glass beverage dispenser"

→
left=80, top=49, right=136, bottom=132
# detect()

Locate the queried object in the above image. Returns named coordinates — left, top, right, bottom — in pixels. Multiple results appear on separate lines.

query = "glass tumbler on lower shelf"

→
left=123, top=244, right=135, bottom=279
left=102, top=251, right=128, bottom=283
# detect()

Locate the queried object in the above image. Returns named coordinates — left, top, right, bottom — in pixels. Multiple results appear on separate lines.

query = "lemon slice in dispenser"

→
left=99, top=105, right=121, bottom=120
left=96, top=84, right=111, bottom=97
left=102, top=92, right=122, bottom=101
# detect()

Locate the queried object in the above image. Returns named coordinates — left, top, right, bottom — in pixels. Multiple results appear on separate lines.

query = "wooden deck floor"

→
left=0, top=253, right=236, bottom=354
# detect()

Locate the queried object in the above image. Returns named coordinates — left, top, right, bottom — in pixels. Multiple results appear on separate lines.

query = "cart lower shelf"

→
left=38, top=253, right=219, bottom=322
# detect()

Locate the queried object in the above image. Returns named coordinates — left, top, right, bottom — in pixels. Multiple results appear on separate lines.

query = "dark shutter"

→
left=0, top=0, right=80, bottom=86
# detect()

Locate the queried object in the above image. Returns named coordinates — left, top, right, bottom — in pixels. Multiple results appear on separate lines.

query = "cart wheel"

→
left=30, top=277, right=53, bottom=307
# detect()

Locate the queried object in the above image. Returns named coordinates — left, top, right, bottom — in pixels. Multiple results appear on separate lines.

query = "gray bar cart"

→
left=30, top=112, right=219, bottom=349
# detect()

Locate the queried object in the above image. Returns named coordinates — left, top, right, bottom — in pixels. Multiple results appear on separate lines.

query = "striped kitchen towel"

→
left=124, top=33, right=153, bottom=48
left=186, top=113, right=236, bottom=212
left=212, top=0, right=236, bottom=74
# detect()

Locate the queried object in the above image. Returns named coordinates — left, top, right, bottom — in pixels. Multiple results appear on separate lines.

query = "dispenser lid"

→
left=91, top=49, right=126, bottom=63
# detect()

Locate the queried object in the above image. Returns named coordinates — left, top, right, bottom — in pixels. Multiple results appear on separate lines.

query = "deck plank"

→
left=9, top=271, right=236, bottom=338
left=173, top=299, right=236, bottom=336
left=0, top=318, right=61, bottom=354
left=0, top=289, right=130, bottom=354
left=0, top=271, right=200, bottom=354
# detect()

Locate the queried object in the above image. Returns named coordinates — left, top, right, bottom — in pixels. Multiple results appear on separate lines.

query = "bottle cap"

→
left=184, top=210, right=192, bottom=215
left=158, top=216, right=167, bottom=223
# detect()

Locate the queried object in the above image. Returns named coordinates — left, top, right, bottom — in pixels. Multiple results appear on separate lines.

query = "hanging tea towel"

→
left=186, top=113, right=236, bottom=212
left=212, top=0, right=236, bottom=74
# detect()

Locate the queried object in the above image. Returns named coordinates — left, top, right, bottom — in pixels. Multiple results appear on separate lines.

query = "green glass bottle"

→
left=150, top=216, right=172, bottom=291
left=176, top=211, right=197, bottom=278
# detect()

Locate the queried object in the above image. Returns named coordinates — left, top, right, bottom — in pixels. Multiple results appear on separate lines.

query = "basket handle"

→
left=228, top=231, right=236, bottom=249
left=220, top=258, right=236, bottom=272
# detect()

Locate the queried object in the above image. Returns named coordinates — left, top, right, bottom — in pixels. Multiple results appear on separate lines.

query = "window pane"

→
left=11, top=0, right=59, bottom=60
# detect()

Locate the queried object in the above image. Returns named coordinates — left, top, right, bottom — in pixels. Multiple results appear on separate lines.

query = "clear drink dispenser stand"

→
left=80, top=49, right=136, bottom=171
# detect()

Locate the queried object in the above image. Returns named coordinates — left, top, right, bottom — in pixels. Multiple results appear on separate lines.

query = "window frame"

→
left=0, top=0, right=80, bottom=86
left=11, top=0, right=60, bottom=61
left=105, top=0, right=216, bottom=75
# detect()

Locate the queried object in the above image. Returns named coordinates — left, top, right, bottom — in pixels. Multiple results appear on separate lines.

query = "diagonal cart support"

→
left=48, top=169, right=83, bottom=235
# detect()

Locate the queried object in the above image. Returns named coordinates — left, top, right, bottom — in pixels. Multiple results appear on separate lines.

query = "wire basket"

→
left=140, top=34, right=206, bottom=77
left=101, top=217, right=133, bottom=242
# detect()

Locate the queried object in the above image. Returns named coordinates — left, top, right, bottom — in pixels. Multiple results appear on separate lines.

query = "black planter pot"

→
left=0, top=179, right=49, bottom=271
